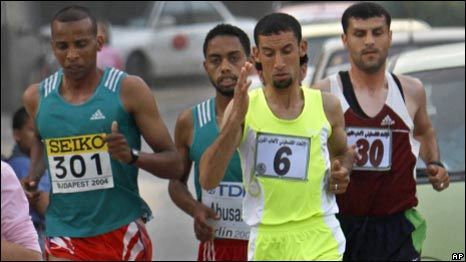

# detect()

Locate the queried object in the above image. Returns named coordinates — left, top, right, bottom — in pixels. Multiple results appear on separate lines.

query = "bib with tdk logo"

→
left=191, top=98, right=248, bottom=240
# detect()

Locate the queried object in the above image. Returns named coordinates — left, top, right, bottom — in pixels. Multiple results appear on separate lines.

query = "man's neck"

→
left=349, top=66, right=386, bottom=91
left=62, top=68, right=101, bottom=93
left=215, top=93, right=232, bottom=118
left=264, top=82, right=302, bottom=109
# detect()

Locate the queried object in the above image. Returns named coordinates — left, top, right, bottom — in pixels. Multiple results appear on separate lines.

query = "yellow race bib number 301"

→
left=46, top=134, right=114, bottom=194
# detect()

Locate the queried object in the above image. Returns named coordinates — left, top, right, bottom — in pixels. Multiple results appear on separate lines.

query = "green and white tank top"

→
left=36, top=68, right=151, bottom=237
left=190, top=97, right=249, bottom=240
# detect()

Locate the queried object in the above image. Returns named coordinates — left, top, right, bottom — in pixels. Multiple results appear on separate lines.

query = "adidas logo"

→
left=90, top=109, right=106, bottom=120
left=381, top=115, right=395, bottom=126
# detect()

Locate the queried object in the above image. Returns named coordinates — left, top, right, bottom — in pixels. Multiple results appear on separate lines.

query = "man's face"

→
left=254, top=31, right=306, bottom=90
left=204, top=35, right=248, bottom=97
left=342, top=16, right=392, bottom=73
left=51, top=18, right=103, bottom=80
left=13, top=117, right=35, bottom=156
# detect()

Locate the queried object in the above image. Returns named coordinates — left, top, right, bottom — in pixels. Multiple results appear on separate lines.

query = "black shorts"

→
left=337, top=209, right=426, bottom=261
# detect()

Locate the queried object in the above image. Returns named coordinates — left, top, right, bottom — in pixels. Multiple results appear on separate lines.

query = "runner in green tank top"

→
left=168, top=24, right=254, bottom=261
left=21, top=6, right=182, bottom=261
left=199, top=13, right=354, bottom=260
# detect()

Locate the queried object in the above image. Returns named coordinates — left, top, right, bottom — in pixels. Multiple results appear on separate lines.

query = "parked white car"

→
left=111, top=1, right=256, bottom=82
left=276, top=1, right=356, bottom=25
left=390, top=42, right=465, bottom=261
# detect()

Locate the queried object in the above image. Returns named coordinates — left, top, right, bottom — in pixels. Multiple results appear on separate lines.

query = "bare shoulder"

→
left=321, top=91, right=343, bottom=126
left=176, top=108, right=194, bottom=132
left=119, top=74, right=154, bottom=113
left=175, top=108, right=194, bottom=146
left=22, top=83, right=41, bottom=118
left=321, top=91, right=341, bottom=111
left=396, top=74, right=425, bottom=100
left=311, top=78, right=331, bottom=92
left=23, top=83, right=40, bottom=103
left=120, top=74, right=151, bottom=95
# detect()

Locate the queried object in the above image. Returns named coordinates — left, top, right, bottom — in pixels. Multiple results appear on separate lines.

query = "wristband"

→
left=128, top=148, right=140, bottom=165
left=428, top=160, right=444, bottom=168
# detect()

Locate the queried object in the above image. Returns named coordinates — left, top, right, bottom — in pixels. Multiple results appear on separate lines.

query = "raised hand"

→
left=231, top=62, right=253, bottom=124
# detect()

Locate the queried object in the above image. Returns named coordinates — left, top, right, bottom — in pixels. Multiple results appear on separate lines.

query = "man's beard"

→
left=354, top=51, right=386, bottom=74
left=273, top=77, right=292, bottom=89
left=210, top=76, right=236, bottom=97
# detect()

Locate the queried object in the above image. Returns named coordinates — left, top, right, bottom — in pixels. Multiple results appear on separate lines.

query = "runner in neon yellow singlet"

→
left=199, top=13, right=354, bottom=260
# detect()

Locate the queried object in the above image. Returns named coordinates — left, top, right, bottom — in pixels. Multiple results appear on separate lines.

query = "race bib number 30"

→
left=347, top=127, right=392, bottom=171
left=254, top=133, right=310, bottom=181
left=46, top=134, right=114, bottom=194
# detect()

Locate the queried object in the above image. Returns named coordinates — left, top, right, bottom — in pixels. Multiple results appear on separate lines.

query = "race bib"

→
left=202, top=182, right=250, bottom=240
left=347, top=127, right=392, bottom=171
left=46, top=134, right=114, bottom=193
left=254, top=133, right=310, bottom=181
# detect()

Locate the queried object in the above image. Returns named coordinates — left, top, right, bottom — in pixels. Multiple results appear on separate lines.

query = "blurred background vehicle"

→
left=311, top=27, right=465, bottom=84
left=390, top=42, right=465, bottom=261
left=275, top=1, right=356, bottom=25
left=111, top=1, right=256, bottom=83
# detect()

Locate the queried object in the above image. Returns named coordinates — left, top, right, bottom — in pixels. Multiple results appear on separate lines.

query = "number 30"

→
left=355, top=139, right=384, bottom=167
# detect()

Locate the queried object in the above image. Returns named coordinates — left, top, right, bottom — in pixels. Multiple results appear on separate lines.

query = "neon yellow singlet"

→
left=238, top=87, right=345, bottom=260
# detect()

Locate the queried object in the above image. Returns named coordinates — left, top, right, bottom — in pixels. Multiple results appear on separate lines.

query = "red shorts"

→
left=197, top=239, right=248, bottom=261
left=45, top=220, right=152, bottom=261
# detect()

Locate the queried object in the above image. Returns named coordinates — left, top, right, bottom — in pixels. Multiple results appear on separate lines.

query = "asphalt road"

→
left=138, top=79, right=215, bottom=261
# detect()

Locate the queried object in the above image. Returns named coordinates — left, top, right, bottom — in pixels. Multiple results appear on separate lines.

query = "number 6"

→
left=273, top=146, right=292, bottom=176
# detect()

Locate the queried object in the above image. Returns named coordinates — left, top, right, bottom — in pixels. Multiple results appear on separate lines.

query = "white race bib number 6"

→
left=254, top=133, right=310, bottom=181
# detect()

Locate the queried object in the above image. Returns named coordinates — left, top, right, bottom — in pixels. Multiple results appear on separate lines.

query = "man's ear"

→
left=252, top=46, right=260, bottom=64
left=341, top=33, right=348, bottom=48
left=388, top=30, right=392, bottom=46
left=203, top=60, right=208, bottom=73
left=252, top=46, right=263, bottom=71
left=13, top=129, right=21, bottom=143
left=96, top=34, right=104, bottom=52
left=299, top=39, right=308, bottom=57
